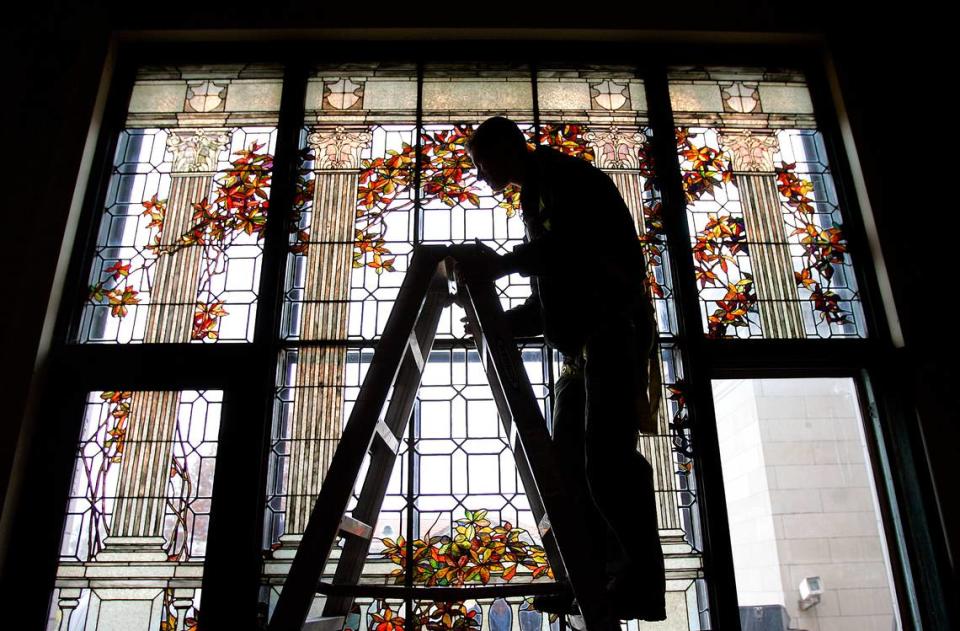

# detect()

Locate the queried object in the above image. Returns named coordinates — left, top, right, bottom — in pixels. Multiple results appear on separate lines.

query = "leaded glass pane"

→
left=420, top=62, right=535, bottom=341
left=46, top=390, right=221, bottom=630
left=261, top=347, right=554, bottom=612
left=284, top=63, right=419, bottom=343
left=263, top=347, right=410, bottom=585
left=78, top=65, right=282, bottom=344
left=669, top=66, right=866, bottom=339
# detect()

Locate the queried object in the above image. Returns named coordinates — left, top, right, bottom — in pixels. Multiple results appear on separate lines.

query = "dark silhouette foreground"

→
left=452, top=116, right=666, bottom=623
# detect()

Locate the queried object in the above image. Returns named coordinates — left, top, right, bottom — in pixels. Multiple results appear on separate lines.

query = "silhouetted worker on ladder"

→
left=451, top=115, right=667, bottom=622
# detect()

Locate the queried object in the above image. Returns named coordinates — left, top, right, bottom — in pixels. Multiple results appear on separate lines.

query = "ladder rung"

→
left=407, top=333, right=425, bottom=371
left=538, top=514, right=552, bottom=537
left=374, top=419, right=400, bottom=454
left=316, top=581, right=568, bottom=600
left=303, top=616, right=345, bottom=631
left=338, top=515, right=373, bottom=540
left=507, top=417, right=518, bottom=448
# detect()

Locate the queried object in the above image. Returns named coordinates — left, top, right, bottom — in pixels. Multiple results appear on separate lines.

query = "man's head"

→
left=466, top=116, right=529, bottom=193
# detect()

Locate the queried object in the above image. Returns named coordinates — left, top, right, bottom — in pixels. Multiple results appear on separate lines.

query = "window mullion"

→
left=199, top=60, right=309, bottom=629
left=644, top=63, right=742, bottom=631
left=252, top=60, right=311, bottom=349
left=413, top=60, right=424, bottom=247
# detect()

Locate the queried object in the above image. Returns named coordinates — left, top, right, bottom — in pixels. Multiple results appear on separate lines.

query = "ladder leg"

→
left=323, top=271, right=450, bottom=617
left=457, top=275, right=617, bottom=631
left=268, top=247, right=448, bottom=631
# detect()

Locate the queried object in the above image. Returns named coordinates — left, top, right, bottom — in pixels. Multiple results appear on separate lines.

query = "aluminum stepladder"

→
left=267, top=244, right=615, bottom=631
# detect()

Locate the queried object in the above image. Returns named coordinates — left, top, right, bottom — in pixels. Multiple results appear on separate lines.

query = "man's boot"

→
left=605, top=573, right=666, bottom=621
left=531, top=589, right=579, bottom=615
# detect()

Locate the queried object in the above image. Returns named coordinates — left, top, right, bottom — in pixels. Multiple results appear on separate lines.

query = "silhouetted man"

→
left=451, top=116, right=666, bottom=623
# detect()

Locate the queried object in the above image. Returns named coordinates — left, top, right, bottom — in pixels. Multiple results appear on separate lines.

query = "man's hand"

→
left=460, top=315, right=479, bottom=339
left=447, top=239, right=505, bottom=283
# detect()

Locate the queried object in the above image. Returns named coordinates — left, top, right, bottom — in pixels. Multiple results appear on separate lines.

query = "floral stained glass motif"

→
left=46, top=390, right=221, bottom=631
left=377, top=509, right=552, bottom=586
left=78, top=65, right=281, bottom=343
left=669, top=66, right=865, bottom=339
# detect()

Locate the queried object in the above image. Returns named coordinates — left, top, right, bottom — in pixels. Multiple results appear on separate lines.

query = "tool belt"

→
left=559, top=346, right=587, bottom=378
left=555, top=306, right=663, bottom=435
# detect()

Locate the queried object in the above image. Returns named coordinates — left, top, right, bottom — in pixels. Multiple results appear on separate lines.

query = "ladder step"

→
left=407, top=332, right=425, bottom=371
left=538, top=514, right=552, bottom=537
left=316, top=582, right=569, bottom=600
left=303, top=616, right=345, bottom=631
left=374, top=419, right=400, bottom=454
left=338, top=515, right=373, bottom=540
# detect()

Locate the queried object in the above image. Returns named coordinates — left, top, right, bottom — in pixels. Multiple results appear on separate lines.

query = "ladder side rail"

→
left=459, top=285, right=569, bottom=585
left=456, top=278, right=565, bottom=570
left=482, top=351, right=570, bottom=587
left=457, top=277, right=560, bottom=530
left=268, top=246, right=446, bottom=631
left=323, top=265, right=453, bottom=616
left=460, top=276, right=612, bottom=631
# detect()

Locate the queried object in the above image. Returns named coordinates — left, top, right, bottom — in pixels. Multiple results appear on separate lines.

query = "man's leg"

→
left=582, top=314, right=666, bottom=620
left=533, top=357, right=607, bottom=614
left=551, top=362, right=611, bottom=568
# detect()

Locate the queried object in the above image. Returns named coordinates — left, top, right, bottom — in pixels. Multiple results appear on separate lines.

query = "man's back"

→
left=513, top=145, right=651, bottom=354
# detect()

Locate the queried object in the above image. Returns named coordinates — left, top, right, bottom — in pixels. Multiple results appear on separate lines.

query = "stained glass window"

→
left=29, top=52, right=910, bottom=631
left=261, top=62, right=710, bottom=631
left=669, top=66, right=865, bottom=339
left=47, top=390, right=222, bottom=630
left=79, top=65, right=281, bottom=343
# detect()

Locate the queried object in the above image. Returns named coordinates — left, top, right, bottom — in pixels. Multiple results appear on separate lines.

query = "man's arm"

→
left=498, top=164, right=619, bottom=278
left=498, top=234, right=558, bottom=277
left=503, top=279, right=543, bottom=337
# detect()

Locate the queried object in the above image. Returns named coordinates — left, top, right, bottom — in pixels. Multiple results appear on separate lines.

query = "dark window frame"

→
left=5, top=35, right=944, bottom=631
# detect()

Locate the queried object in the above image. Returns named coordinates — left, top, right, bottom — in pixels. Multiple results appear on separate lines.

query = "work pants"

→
left=551, top=309, right=666, bottom=605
